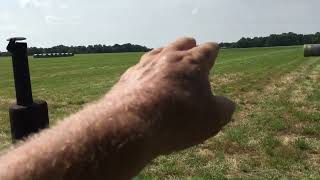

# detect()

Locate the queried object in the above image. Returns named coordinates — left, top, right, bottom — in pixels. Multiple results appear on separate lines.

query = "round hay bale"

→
left=304, top=44, right=320, bottom=57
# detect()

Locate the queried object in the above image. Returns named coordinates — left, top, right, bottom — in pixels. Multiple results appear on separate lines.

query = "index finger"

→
left=165, top=37, right=197, bottom=51
left=189, top=42, right=220, bottom=70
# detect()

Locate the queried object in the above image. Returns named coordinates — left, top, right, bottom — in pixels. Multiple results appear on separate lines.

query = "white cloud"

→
left=59, top=3, right=69, bottom=9
left=191, top=8, right=199, bottom=15
left=45, top=15, right=80, bottom=25
left=0, top=12, right=10, bottom=22
left=45, top=15, right=63, bottom=24
left=19, top=0, right=50, bottom=8
left=19, top=0, right=69, bottom=9
left=0, top=25, right=17, bottom=31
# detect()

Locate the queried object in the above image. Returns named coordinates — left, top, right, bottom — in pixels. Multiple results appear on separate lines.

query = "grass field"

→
left=0, top=46, right=319, bottom=179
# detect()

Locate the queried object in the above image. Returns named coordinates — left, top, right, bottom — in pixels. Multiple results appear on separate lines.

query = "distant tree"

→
left=220, top=32, right=320, bottom=48
left=22, top=43, right=151, bottom=55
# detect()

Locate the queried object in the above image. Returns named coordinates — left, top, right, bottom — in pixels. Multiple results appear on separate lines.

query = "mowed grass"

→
left=0, top=46, right=319, bottom=179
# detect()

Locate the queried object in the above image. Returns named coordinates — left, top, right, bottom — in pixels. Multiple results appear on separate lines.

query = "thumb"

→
left=211, top=96, right=236, bottom=128
left=192, top=95, right=236, bottom=144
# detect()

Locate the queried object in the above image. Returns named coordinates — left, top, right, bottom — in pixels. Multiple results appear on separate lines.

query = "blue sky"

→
left=1, top=0, right=320, bottom=51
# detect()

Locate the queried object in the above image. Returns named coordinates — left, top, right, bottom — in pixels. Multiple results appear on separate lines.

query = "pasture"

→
left=0, top=46, right=319, bottom=179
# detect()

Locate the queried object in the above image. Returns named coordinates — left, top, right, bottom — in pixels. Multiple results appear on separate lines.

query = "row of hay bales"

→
left=304, top=44, right=320, bottom=57
left=33, top=53, right=74, bottom=58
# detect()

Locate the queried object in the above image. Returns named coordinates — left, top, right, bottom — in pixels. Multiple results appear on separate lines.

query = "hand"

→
left=0, top=37, right=236, bottom=180
left=110, top=37, right=236, bottom=155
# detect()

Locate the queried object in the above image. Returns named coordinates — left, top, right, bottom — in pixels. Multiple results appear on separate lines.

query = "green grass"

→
left=294, top=138, right=311, bottom=150
left=0, top=46, right=319, bottom=179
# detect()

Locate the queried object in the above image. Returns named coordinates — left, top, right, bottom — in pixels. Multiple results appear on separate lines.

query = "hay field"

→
left=0, top=46, right=319, bottom=179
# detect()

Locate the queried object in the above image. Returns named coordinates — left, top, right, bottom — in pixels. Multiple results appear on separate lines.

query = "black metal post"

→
left=7, top=37, right=49, bottom=142
left=8, top=40, right=33, bottom=105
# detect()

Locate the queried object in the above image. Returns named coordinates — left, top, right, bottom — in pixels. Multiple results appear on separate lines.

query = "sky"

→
left=1, top=0, right=320, bottom=51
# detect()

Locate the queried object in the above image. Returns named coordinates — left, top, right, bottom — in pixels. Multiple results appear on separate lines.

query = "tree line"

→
left=219, top=32, right=320, bottom=48
left=2, top=32, right=320, bottom=56
left=1, top=43, right=151, bottom=56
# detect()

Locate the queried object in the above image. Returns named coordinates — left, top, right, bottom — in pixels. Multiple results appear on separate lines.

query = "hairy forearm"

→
left=0, top=37, right=235, bottom=180
left=0, top=90, right=157, bottom=180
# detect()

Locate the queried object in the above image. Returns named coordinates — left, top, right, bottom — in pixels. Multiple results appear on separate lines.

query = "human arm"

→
left=0, top=37, right=235, bottom=180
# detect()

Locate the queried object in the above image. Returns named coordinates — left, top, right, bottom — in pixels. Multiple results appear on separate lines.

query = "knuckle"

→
left=179, top=37, right=196, bottom=43
left=205, top=42, right=219, bottom=50
left=202, top=43, right=219, bottom=57
left=149, top=47, right=163, bottom=55
left=183, top=53, right=199, bottom=65
left=141, top=52, right=151, bottom=60
left=161, top=52, right=183, bottom=63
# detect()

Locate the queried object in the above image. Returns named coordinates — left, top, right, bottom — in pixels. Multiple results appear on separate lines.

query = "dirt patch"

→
left=307, top=153, right=320, bottom=172
left=297, top=106, right=319, bottom=114
left=0, top=97, right=15, bottom=105
left=289, top=64, right=319, bottom=104
left=224, top=154, right=263, bottom=178
left=197, top=148, right=215, bottom=159
left=211, top=73, right=242, bottom=87
left=278, top=134, right=299, bottom=145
